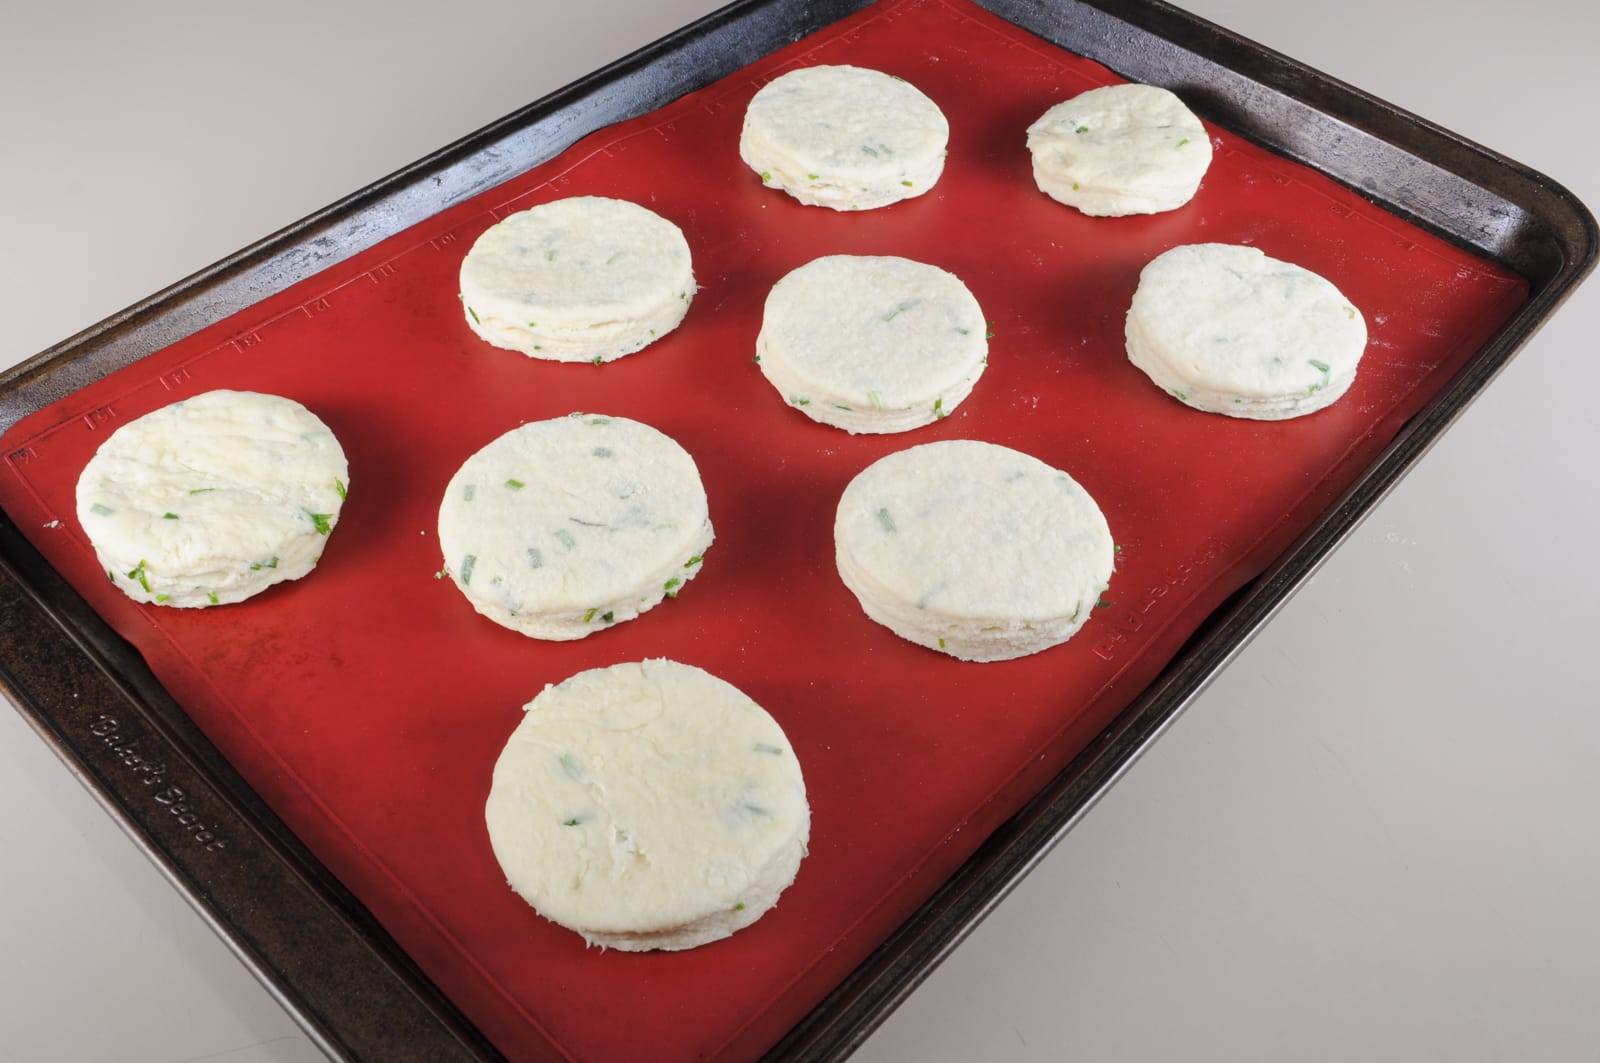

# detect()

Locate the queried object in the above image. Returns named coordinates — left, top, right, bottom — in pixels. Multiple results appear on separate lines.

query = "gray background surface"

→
left=1, top=1, right=1596, bottom=1060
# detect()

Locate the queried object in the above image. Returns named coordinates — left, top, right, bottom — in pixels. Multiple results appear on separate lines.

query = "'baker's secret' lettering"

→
left=87, top=714, right=226, bottom=852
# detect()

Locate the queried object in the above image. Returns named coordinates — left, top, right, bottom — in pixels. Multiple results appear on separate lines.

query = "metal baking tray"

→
left=0, top=0, right=1590, bottom=1059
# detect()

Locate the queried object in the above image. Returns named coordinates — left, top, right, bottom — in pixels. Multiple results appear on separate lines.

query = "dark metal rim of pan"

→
left=0, top=1, right=1591, bottom=1061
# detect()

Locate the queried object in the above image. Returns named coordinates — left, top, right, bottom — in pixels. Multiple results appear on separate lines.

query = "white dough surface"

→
left=1027, top=84, right=1211, bottom=216
left=484, top=658, right=809, bottom=951
left=1125, top=242, right=1368, bottom=419
left=458, top=196, right=695, bottom=362
left=740, top=65, right=948, bottom=211
left=75, top=389, right=348, bottom=608
left=835, top=440, right=1114, bottom=662
left=757, top=255, right=987, bottom=433
left=436, top=414, right=711, bottom=640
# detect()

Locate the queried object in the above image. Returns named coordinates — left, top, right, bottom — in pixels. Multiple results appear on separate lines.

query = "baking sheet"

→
left=0, top=0, right=1527, bottom=1058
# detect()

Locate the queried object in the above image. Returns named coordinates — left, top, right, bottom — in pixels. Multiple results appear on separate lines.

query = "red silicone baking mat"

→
left=0, top=0, right=1527, bottom=1059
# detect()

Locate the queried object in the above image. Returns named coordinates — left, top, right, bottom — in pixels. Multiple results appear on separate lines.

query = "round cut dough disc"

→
left=436, top=414, right=712, bottom=640
left=740, top=65, right=948, bottom=211
left=757, top=255, right=987, bottom=434
left=1026, top=84, right=1211, bottom=216
left=485, top=658, right=810, bottom=951
left=75, top=389, right=349, bottom=608
left=835, top=440, right=1114, bottom=662
left=458, top=196, right=695, bottom=363
left=1125, top=242, right=1368, bottom=419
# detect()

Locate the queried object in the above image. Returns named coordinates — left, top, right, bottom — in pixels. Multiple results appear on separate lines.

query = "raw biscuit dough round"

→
left=1026, top=84, right=1211, bottom=216
left=436, top=414, right=712, bottom=640
left=756, top=255, right=987, bottom=433
left=458, top=196, right=695, bottom=363
left=740, top=65, right=949, bottom=211
left=485, top=658, right=809, bottom=951
left=75, top=389, right=349, bottom=608
left=1125, top=242, right=1368, bottom=419
left=834, top=439, right=1114, bottom=662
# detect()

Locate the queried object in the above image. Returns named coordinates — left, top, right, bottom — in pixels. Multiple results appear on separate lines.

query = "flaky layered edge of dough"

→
left=1125, top=312, right=1358, bottom=420
left=740, top=132, right=945, bottom=212
left=462, top=284, right=694, bottom=363
left=1030, top=162, right=1203, bottom=216
left=576, top=824, right=810, bottom=952
left=91, top=536, right=334, bottom=609
left=449, top=519, right=714, bottom=640
left=758, top=342, right=985, bottom=434
left=836, top=542, right=1100, bottom=663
